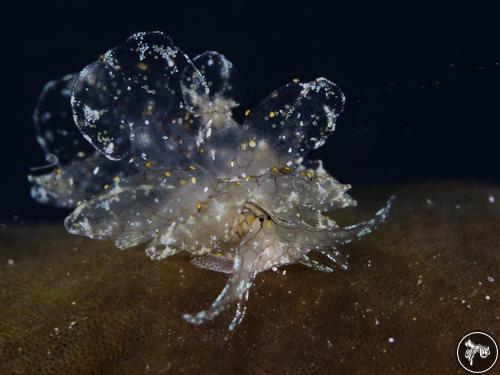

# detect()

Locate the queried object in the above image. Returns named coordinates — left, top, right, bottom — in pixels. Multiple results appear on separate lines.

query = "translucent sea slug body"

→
left=29, top=31, right=394, bottom=330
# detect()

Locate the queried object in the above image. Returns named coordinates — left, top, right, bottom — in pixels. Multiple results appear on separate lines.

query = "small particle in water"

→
left=485, top=295, right=491, bottom=300
left=388, top=337, right=395, bottom=344
left=6, top=258, right=15, bottom=266
left=10, top=215, right=24, bottom=225
left=489, top=195, right=495, bottom=203
left=272, top=266, right=278, bottom=272
left=426, top=198, right=434, bottom=205
left=487, top=276, right=495, bottom=282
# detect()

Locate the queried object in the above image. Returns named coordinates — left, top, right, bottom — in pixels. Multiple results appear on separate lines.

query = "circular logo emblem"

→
left=456, top=331, right=498, bottom=373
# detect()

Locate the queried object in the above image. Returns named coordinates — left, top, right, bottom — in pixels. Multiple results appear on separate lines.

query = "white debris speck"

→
left=426, top=198, right=434, bottom=205
left=93, top=166, right=100, bottom=175
left=489, top=195, right=495, bottom=203
left=83, top=105, right=106, bottom=123
left=485, top=295, right=491, bottom=300
left=388, top=337, right=395, bottom=344
left=104, top=142, right=115, bottom=155
left=68, top=321, right=76, bottom=329
left=487, top=276, right=495, bottom=283
left=6, top=258, right=14, bottom=266
left=417, top=275, right=423, bottom=285
left=272, top=266, right=278, bottom=272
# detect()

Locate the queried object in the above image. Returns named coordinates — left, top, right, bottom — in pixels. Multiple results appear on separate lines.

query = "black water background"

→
left=3, top=1, right=500, bottom=222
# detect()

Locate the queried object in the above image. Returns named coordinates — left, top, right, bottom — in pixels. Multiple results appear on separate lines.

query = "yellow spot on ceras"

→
left=280, top=166, right=292, bottom=174
left=264, top=220, right=274, bottom=230
left=183, top=112, right=192, bottom=125
left=142, top=105, right=154, bottom=117
left=186, top=165, right=196, bottom=171
left=163, top=171, right=172, bottom=177
left=300, top=170, right=314, bottom=180
left=191, top=176, right=197, bottom=184
left=53, top=168, right=62, bottom=176
left=248, top=140, right=257, bottom=148
left=269, top=111, right=276, bottom=118
left=292, top=78, right=300, bottom=83
left=137, top=62, right=148, bottom=71
left=245, top=214, right=256, bottom=225
left=271, top=166, right=280, bottom=173
left=113, top=176, right=121, bottom=183
left=144, top=161, right=154, bottom=168
left=244, top=109, right=251, bottom=116
left=195, top=202, right=208, bottom=212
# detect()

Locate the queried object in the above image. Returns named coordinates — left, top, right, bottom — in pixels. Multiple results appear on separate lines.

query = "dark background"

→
left=4, top=1, right=500, bottom=222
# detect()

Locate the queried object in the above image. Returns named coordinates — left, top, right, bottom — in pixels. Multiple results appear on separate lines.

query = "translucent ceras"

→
left=28, top=31, right=395, bottom=330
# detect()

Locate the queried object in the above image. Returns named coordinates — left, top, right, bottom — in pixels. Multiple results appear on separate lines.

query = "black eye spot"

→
left=258, top=217, right=264, bottom=223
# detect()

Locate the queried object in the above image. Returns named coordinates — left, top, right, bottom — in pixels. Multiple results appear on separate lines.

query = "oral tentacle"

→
left=182, top=252, right=256, bottom=327
left=316, top=247, right=350, bottom=271
left=300, top=254, right=335, bottom=273
left=331, top=195, right=395, bottom=244
left=229, top=288, right=250, bottom=331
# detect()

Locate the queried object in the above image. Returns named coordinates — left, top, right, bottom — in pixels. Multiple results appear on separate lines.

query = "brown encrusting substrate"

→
left=0, top=183, right=499, bottom=374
